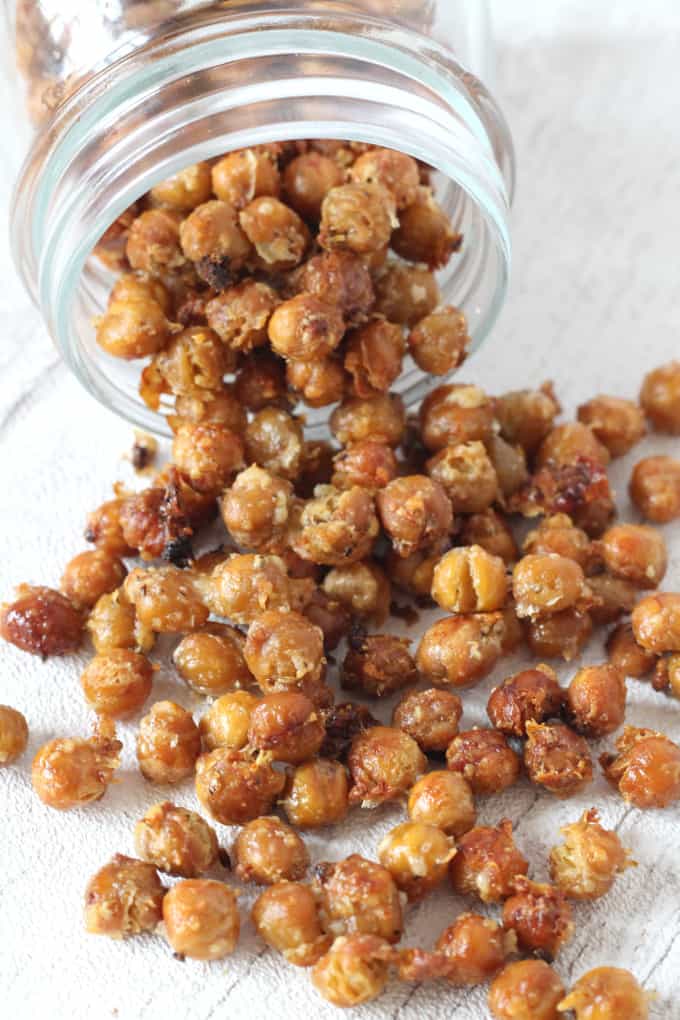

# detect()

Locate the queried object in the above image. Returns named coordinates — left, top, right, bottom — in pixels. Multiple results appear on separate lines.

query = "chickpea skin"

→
left=449, top=820, right=528, bottom=903
left=80, top=649, right=153, bottom=718
left=549, top=808, right=634, bottom=900
left=393, top=689, right=463, bottom=753
left=640, top=359, right=680, bottom=434
left=502, top=877, right=574, bottom=960
left=408, top=771, right=476, bottom=837
left=0, top=705, right=28, bottom=765
left=252, top=881, right=331, bottom=966
left=565, top=664, right=626, bottom=738
left=313, top=854, right=403, bottom=943
left=134, top=802, right=218, bottom=878
left=163, top=880, right=240, bottom=960
left=136, top=701, right=200, bottom=784
left=232, top=817, right=309, bottom=885
left=84, top=855, right=164, bottom=938
left=487, top=665, right=564, bottom=738
left=431, top=545, right=508, bottom=613
left=311, top=934, right=393, bottom=1008
left=195, top=747, right=285, bottom=824
left=557, top=967, right=649, bottom=1020
left=344, top=319, right=404, bottom=397
left=600, top=725, right=680, bottom=809
left=524, top=721, right=593, bottom=798
left=348, top=725, right=426, bottom=806
left=0, top=584, right=83, bottom=657
left=199, top=691, right=259, bottom=752
left=378, top=821, right=455, bottom=901
left=282, top=758, right=349, bottom=828
left=489, top=960, right=566, bottom=1020
left=446, top=729, right=521, bottom=796
left=32, top=727, right=122, bottom=809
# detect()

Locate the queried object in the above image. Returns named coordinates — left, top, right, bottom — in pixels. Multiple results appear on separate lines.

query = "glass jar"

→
left=5, top=1, right=514, bottom=436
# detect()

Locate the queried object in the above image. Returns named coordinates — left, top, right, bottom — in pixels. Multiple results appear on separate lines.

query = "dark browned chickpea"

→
left=282, top=151, right=344, bottom=220
left=427, top=440, right=500, bottom=513
left=244, top=407, right=304, bottom=480
left=1, top=584, right=83, bottom=657
left=629, top=455, right=680, bottom=523
left=84, top=855, right=164, bottom=938
left=523, top=514, right=595, bottom=570
left=199, top=691, right=259, bottom=751
left=510, top=457, right=615, bottom=538
left=348, top=725, right=425, bottom=806
left=319, top=182, right=396, bottom=255
left=232, top=816, right=309, bottom=885
left=295, top=250, right=375, bottom=326
left=606, top=622, right=657, bottom=678
left=234, top=351, right=289, bottom=411
left=172, top=421, right=244, bottom=494
left=212, top=148, right=281, bottom=208
left=558, top=967, right=649, bottom=1020
left=565, top=664, right=626, bottom=738
left=446, top=729, right=520, bottom=796
left=373, top=261, right=439, bottom=326
left=248, top=692, right=324, bottom=763
left=127, top=208, right=185, bottom=275
left=436, top=914, right=515, bottom=986
left=322, top=562, right=391, bottom=624
left=449, top=820, right=528, bottom=903
left=312, top=934, right=393, bottom=1008
left=407, top=306, right=469, bottom=375
left=0, top=705, right=28, bottom=765
left=513, top=554, right=592, bottom=619
left=252, top=881, right=331, bottom=966
left=640, top=360, right=680, bottom=434
left=536, top=422, right=610, bottom=469
left=378, top=821, right=455, bottom=901
left=221, top=465, right=294, bottom=552
left=240, top=196, right=310, bottom=270
left=524, top=721, right=593, bottom=798
left=331, top=441, right=397, bottom=491
left=349, top=147, right=419, bottom=210
left=653, top=653, right=680, bottom=697
left=487, top=665, right=564, bottom=738
left=549, top=808, right=633, bottom=901
left=150, top=162, right=213, bottom=210
left=385, top=543, right=444, bottom=598
left=195, top=746, right=286, bottom=823
left=286, top=356, right=346, bottom=407
left=80, top=649, right=153, bottom=718
left=377, top=474, right=452, bottom=557
left=486, top=434, right=529, bottom=498
left=342, top=632, right=417, bottom=697
left=291, top=484, right=380, bottom=566
left=599, top=523, right=667, bottom=589
left=314, top=854, right=403, bottom=942
left=60, top=550, right=127, bottom=612
left=319, top=701, right=378, bottom=761
left=502, top=877, right=574, bottom=959
left=489, top=960, right=565, bottom=1020
left=632, top=592, right=680, bottom=652
left=134, top=801, right=218, bottom=878
left=124, top=566, right=208, bottom=633
left=296, top=439, right=336, bottom=499
left=206, top=280, right=279, bottom=353
left=85, top=498, right=135, bottom=557
left=527, top=608, right=593, bottom=661
left=173, top=627, right=253, bottom=697
left=180, top=200, right=252, bottom=285
left=330, top=392, right=406, bottom=446
left=303, top=589, right=352, bottom=652
left=601, top=725, right=680, bottom=808
left=32, top=726, right=122, bottom=809
left=577, top=395, right=646, bottom=456
left=136, top=701, right=200, bottom=783
left=431, top=545, right=508, bottom=613
left=420, top=383, right=494, bottom=452
left=416, top=614, right=505, bottom=689
left=391, top=187, right=460, bottom=268
left=87, top=589, right=154, bottom=655
left=283, top=758, right=349, bottom=828
left=268, top=293, right=345, bottom=362
left=163, top=879, right=239, bottom=960
left=244, top=609, right=325, bottom=693
left=393, top=689, right=462, bottom=753
left=408, top=770, right=476, bottom=836
left=343, top=319, right=404, bottom=398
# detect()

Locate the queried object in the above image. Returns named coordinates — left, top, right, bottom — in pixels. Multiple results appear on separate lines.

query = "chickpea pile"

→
left=3, top=144, right=680, bottom=1014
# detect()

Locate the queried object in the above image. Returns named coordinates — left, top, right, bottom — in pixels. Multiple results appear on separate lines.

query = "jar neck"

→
left=12, top=7, right=514, bottom=433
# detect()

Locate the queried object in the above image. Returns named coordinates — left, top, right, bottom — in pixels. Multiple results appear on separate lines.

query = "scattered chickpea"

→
left=322, top=561, right=391, bottom=624
left=0, top=705, right=28, bottom=765
left=205, top=280, right=279, bottom=353
left=206, top=553, right=303, bottom=623
left=436, top=913, right=516, bottom=986
left=408, top=770, right=476, bottom=837
left=426, top=440, right=499, bottom=513
left=632, top=592, right=680, bottom=652
left=171, top=421, right=244, bottom=494
left=212, top=148, right=281, bottom=208
left=385, top=543, right=445, bottom=598
left=195, top=746, right=286, bottom=824
left=244, top=609, right=325, bottom=694
left=524, top=721, right=593, bottom=798
left=343, top=319, right=404, bottom=398
left=0, top=584, right=83, bottom=657
left=124, top=565, right=208, bottom=634
left=420, top=383, right=495, bottom=452
left=449, top=820, right=528, bottom=903
left=502, top=877, right=574, bottom=960
left=311, top=934, right=393, bottom=1008
left=639, top=360, right=680, bottom=434
left=374, top=262, right=440, bottom=326
left=600, top=725, right=680, bottom=808
left=240, top=195, right=311, bottom=269
left=247, top=691, right=325, bottom=763
left=348, top=725, right=425, bottom=806
left=431, top=545, right=508, bottom=613
left=536, top=422, right=610, bottom=469
left=252, top=881, right=331, bottom=966
left=244, top=407, right=304, bottom=481
left=330, top=393, right=406, bottom=446
left=150, top=162, right=213, bottom=212
left=84, top=855, right=164, bottom=938
left=342, top=632, right=418, bottom=697
left=577, top=395, right=646, bottom=456
left=319, top=182, right=396, bottom=255
left=303, top=589, right=352, bottom=652
left=134, top=801, right=218, bottom=878
left=377, top=474, right=453, bottom=558
left=199, top=691, right=259, bottom=752
left=287, top=356, right=347, bottom=407
left=629, top=455, right=680, bottom=523
left=588, top=573, right=643, bottom=623
left=282, top=758, right=349, bottom=828
left=234, top=351, right=289, bottom=411
left=60, top=549, right=127, bottom=612
left=220, top=465, right=293, bottom=552
left=599, top=523, right=667, bottom=589
left=416, top=613, right=505, bottom=689
left=486, top=434, right=530, bottom=498
left=232, top=816, right=309, bottom=884
left=565, top=664, right=626, bottom=738
left=291, top=484, right=380, bottom=566
left=557, top=967, right=649, bottom=1020
left=163, top=879, right=240, bottom=960
left=96, top=290, right=172, bottom=360
left=127, top=208, right=185, bottom=275
left=180, top=200, right=252, bottom=281
left=85, top=498, right=135, bottom=557
left=606, top=622, right=657, bottom=678
left=378, top=821, right=455, bottom=902
left=511, top=457, right=615, bottom=538
left=313, top=853, right=403, bottom=942
left=495, top=385, right=560, bottom=456
left=460, top=509, right=518, bottom=564
left=513, top=553, right=592, bottom=619
left=549, top=808, right=634, bottom=901
left=526, top=608, right=593, bottom=661
left=446, top=729, right=521, bottom=796
left=136, top=701, right=200, bottom=784
left=147, top=326, right=230, bottom=402
left=489, top=960, right=566, bottom=1020
left=349, top=147, right=420, bottom=209
left=80, top=649, right=153, bottom=718
left=392, top=688, right=462, bottom=753
left=173, top=627, right=253, bottom=697
left=32, top=726, right=122, bottom=809
left=391, top=187, right=460, bottom=268
left=487, top=665, right=564, bottom=738
left=523, top=514, right=594, bottom=570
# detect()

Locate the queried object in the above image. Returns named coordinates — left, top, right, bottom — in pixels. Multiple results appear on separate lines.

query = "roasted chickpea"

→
left=220, top=465, right=293, bottom=553
left=378, top=820, right=455, bottom=901
left=549, top=808, right=633, bottom=900
left=312, top=934, right=393, bottom=1008
left=331, top=441, right=398, bottom=491
left=426, top=440, right=499, bottom=513
left=234, top=351, right=289, bottom=412
left=489, top=960, right=565, bottom=1020
left=127, top=208, right=185, bottom=275
left=267, top=293, right=345, bottom=362
left=408, top=770, right=476, bottom=837
left=653, top=653, right=680, bottom=697
left=330, top=392, right=406, bottom=446
left=393, top=689, right=462, bottom=753
left=171, top=421, right=244, bottom=494
left=449, top=820, right=528, bottom=903
left=286, top=356, right=346, bottom=407
left=244, top=408, right=304, bottom=482
left=349, top=147, right=419, bottom=209
left=600, top=525, right=667, bottom=592
left=85, top=498, right=135, bottom=557
left=252, top=881, right=331, bottom=966
left=420, top=383, right=494, bottom=452
left=524, top=721, right=593, bottom=798
left=244, top=609, right=325, bottom=693
left=511, top=457, right=615, bottom=538
left=150, top=161, right=213, bottom=211
left=0, top=584, right=83, bottom=657
left=446, top=729, right=521, bottom=796
left=319, top=182, right=396, bottom=255
left=600, top=725, right=680, bottom=808
left=295, top=250, right=375, bottom=326
left=502, top=877, right=574, bottom=960
left=431, top=545, right=508, bottom=613
left=557, top=967, right=649, bottom=1020
left=348, top=725, right=425, bottom=806
left=433, top=914, right=515, bottom=986
left=565, top=664, right=626, bottom=738
left=136, top=701, right=200, bottom=783
left=87, top=588, right=153, bottom=655
left=296, top=439, right=336, bottom=498
left=134, top=801, right=218, bottom=878
left=577, top=395, right=646, bottom=456
left=523, top=514, right=594, bottom=570
left=199, top=691, right=259, bottom=751
left=291, top=484, right=380, bottom=566
left=343, top=319, right=404, bottom=397
left=303, top=589, right=352, bottom=652
left=240, top=196, right=310, bottom=269
left=377, top=474, right=452, bottom=557
left=526, top=608, right=593, bottom=662
left=206, top=553, right=303, bottom=623
left=391, top=187, right=460, bottom=268
left=148, top=327, right=230, bottom=404
left=416, top=614, right=505, bottom=689
left=513, top=554, right=591, bottom=619
left=32, top=727, right=121, bottom=809
left=318, top=702, right=378, bottom=761
left=204, top=282, right=278, bottom=357
left=630, top=455, right=680, bottom=523
left=281, top=151, right=344, bottom=220
left=173, top=627, right=252, bottom=697
left=195, top=746, right=285, bottom=823
left=212, top=148, right=281, bottom=208
left=180, top=200, right=252, bottom=284
left=385, top=543, right=444, bottom=598
left=84, top=855, right=164, bottom=938
left=322, top=561, right=391, bottom=624
left=588, top=574, right=644, bottom=627
left=232, top=816, right=309, bottom=885
left=342, top=631, right=417, bottom=697
left=486, top=434, right=530, bottom=498
left=487, top=665, right=564, bottom=738
left=373, top=262, right=440, bottom=326
left=80, top=649, right=153, bottom=718
left=0, top=705, right=28, bottom=765
left=406, top=306, right=469, bottom=375
left=283, top=758, right=349, bottom=828
left=248, top=692, right=324, bottom=763
left=640, top=360, right=680, bottom=434
left=313, top=854, right=403, bottom=942
left=124, top=566, right=208, bottom=634
left=632, top=592, right=680, bottom=652
left=163, top=879, right=239, bottom=960
left=59, top=549, right=127, bottom=612
left=536, top=422, right=610, bottom=469
left=606, top=622, right=657, bottom=678
left=108, top=271, right=173, bottom=314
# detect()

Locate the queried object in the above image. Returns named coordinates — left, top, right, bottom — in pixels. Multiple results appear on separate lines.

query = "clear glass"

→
left=5, top=1, right=514, bottom=436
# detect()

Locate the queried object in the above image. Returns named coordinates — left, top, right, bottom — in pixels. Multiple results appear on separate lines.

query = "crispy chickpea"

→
left=252, top=881, right=331, bottom=966
left=600, top=725, right=680, bottom=808
left=0, top=705, right=28, bottom=765
left=432, top=545, right=508, bottom=613
left=232, top=816, right=309, bottom=885
left=248, top=692, right=324, bottom=763
left=347, top=725, right=425, bottom=806
left=143, top=330, right=229, bottom=408
left=180, top=200, right=252, bottom=283
left=319, top=182, right=396, bottom=255
left=313, top=854, right=403, bottom=942
left=205, top=280, right=278, bottom=354
left=80, top=649, right=153, bottom=718
left=523, top=514, right=594, bottom=570
left=195, top=746, right=285, bottom=823
left=349, top=147, right=419, bottom=210
left=385, top=543, right=444, bottom=598
left=502, top=877, right=574, bottom=960
left=524, top=721, right=593, bottom=798
left=331, top=441, right=397, bottom=491
left=449, top=820, right=528, bottom=903
left=513, top=554, right=591, bottom=619
left=87, top=589, right=154, bottom=655
left=493, top=386, right=561, bottom=456
left=282, top=151, right=344, bottom=220
left=234, top=351, right=289, bottom=411
left=420, top=383, right=495, bottom=452
left=446, top=729, right=520, bottom=796
left=268, top=293, right=345, bottom=362
left=291, top=484, right=380, bottom=566
left=487, top=665, right=563, bottom=738
left=330, top=392, right=406, bottom=446
left=393, top=689, right=462, bottom=753
left=127, top=208, right=185, bottom=275
left=244, top=609, right=325, bottom=693
left=109, top=271, right=173, bottom=314
left=283, top=758, right=349, bottom=828
left=85, top=498, right=135, bottom=557
left=296, top=439, right=336, bottom=499
left=32, top=727, right=121, bottom=809
left=436, top=914, right=515, bottom=986
left=163, top=879, right=239, bottom=960
left=343, top=319, right=404, bottom=397
left=173, top=628, right=253, bottom=697
left=212, top=148, right=281, bottom=208
left=527, top=608, right=593, bottom=661
left=408, top=770, right=476, bottom=836
left=220, top=465, right=294, bottom=552
left=319, top=702, right=378, bottom=761
left=577, top=395, right=646, bottom=456
left=392, top=187, right=460, bottom=268
left=549, top=808, right=633, bottom=900
left=589, top=568, right=646, bottom=624
left=240, top=196, right=310, bottom=269
left=378, top=821, right=455, bottom=901
left=199, top=691, right=259, bottom=751
left=287, top=356, right=346, bottom=407
left=206, top=553, right=302, bottom=623
left=653, top=653, right=680, bottom=697
left=295, top=250, right=375, bottom=326
left=565, top=664, right=626, bottom=738
left=0, top=584, right=83, bottom=657
left=377, top=474, right=452, bottom=557
left=501, top=602, right=526, bottom=653
left=320, top=557, right=392, bottom=624
left=640, top=360, right=680, bottom=434
left=536, top=422, right=610, bottom=469
left=416, top=614, right=505, bottom=689
left=557, top=967, right=649, bottom=1020
left=632, top=592, right=680, bottom=652
left=599, top=524, right=667, bottom=592
left=312, top=934, right=393, bottom=1008
left=407, top=306, right=469, bottom=375
left=374, top=262, right=440, bottom=326
left=60, top=550, right=127, bottom=612
left=93, top=204, right=139, bottom=270
left=486, top=434, right=529, bottom=498
left=629, top=455, right=680, bottom=523
left=244, top=407, right=304, bottom=481
left=124, top=566, right=208, bottom=633
left=150, top=162, right=212, bottom=211
left=427, top=441, right=499, bottom=513
left=342, top=632, right=417, bottom=697
left=171, top=421, right=244, bottom=494
left=511, top=457, right=614, bottom=538
left=303, top=589, right=352, bottom=652
left=489, top=960, right=565, bottom=1020
left=606, top=622, right=657, bottom=678
left=134, top=802, right=218, bottom=878
left=136, top=701, right=200, bottom=783
left=84, top=855, right=164, bottom=938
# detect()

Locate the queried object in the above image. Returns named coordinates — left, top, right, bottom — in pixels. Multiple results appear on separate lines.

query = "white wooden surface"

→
left=1, top=3, right=680, bottom=1018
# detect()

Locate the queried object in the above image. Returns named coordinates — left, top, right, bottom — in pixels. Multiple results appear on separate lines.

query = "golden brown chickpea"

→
left=87, top=589, right=154, bottom=655
left=420, top=383, right=495, bottom=452
left=391, top=187, right=460, bottom=268
left=349, top=147, right=419, bottom=209
left=341, top=632, right=417, bottom=697
left=195, top=746, right=285, bottom=823
left=331, top=441, right=397, bottom=491
left=205, top=553, right=298, bottom=622
left=513, top=554, right=592, bottom=619
left=286, top=356, right=347, bottom=408
left=252, top=881, right=331, bottom=966
left=134, top=801, right=218, bottom=878
left=303, top=589, right=352, bottom=652
left=319, top=182, right=396, bottom=255
left=295, top=250, right=375, bottom=326
left=283, top=758, right=349, bottom=828
left=163, top=879, right=239, bottom=960
left=155, top=326, right=230, bottom=397
left=205, top=280, right=278, bottom=354
left=173, top=628, right=253, bottom=697
left=291, top=484, right=380, bottom=566
left=416, top=614, right=505, bottom=689
left=136, top=701, right=200, bottom=783
left=212, top=148, right=281, bottom=208
left=199, top=691, right=259, bottom=751
left=653, top=653, right=680, bottom=697
left=405, top=306, right=470, bottom=375
left=268, top=293, right=345, bottom=362
left=557, top=967, right=649, bottom=1020
left=60, top=549, right=127, bottom=612
left=489, top=960, right=565, bottom=1020
left=600, top=523, right=667, bottom=589
left=32, top=726, right=122, bottom=809
left=392, top=689, right=462, bottom=753
left=109, top=271, right=173, bottom=314
left=234, top=351, right=289, bottom=411
left=431, top=545, right=508, bottom=613
left=85, top=498, right=135, bottom=557
left=373, top=261, right=440, bottom=326
left=330, top=392, right=406, bottom=446
left=344, top=319, right=404, bottom=398
left=527, top=608, right=593, bottom=661
left=80, top=649, right=153, bottom=718
left=632, top=592, right=680, bottom=653
left=630, top=455, right=680, bottom=523
left=502, top=877, right=574, bottom=960
left=322, top=562, right=390, bottom=625
left=449, top=820, right=528, bottom=903
left=127, top=208, right=185, bottom=275
left=0, top=584, right=83, bottom=657
left=232, top=816, right=309, bottom=885
left=486, top=434, right=530, bottom=498
left=84, top=855, right=164, bottom=938
left=408, top=770, right=476, bottom=836
left=124, top=566, right=208, bottom=634
left=248, top=692, right=324, bottom=763
left=606, top=622, right=657, bottom=678
left=487, top=665, right=563, bottom=738
left=427, top=441, right=500, bottom=513
left=640, top=360, right=680, bottom=434
left=282, top=151, right=344, bottom=220
left=0, top=705, right=28, bottom=765
left=524, top=721, right=593, bottom=798
left=549, top=808, right=633, bottom=901
left=565, top=664, right=626, bottom=738
left=180, top=199, right=252, bottom=282
left=377, top=474, right=453, bottom=558
left=431, top=914, right=515, bottom=986
left=591, top=574, right=657, bottom=630
left=312, top=934, right=393, bottom=1008
left=150, top=161, right=213, bottom=210
left=385, top=543, right=444, bottom=598
left=601, top=725, right=680, bottom=808
left=220, top=465, right=294, bottom=552
left=446, top=729, right=521, bottom=796
left=296, top=439, right=336, bottom=499
left=314, top=854, right=403, bottom=942
left=240, top=196, right=310, bottom=269
left=378, top=820, right=455, bottom=901
left=171, top=421, right=244, bottom=494
left=244, top=609, right=325, bottom=693
left=523, top=514, right=595, bottom=570
left=244, top=407, right=304, bottom=480
left=536, top=422, right=610, bottom=469
left=501, top=602, right=527, bottom=654
left=577, top=395, right=646, bottom=456
left=348, top=725, right=426, bottom=806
